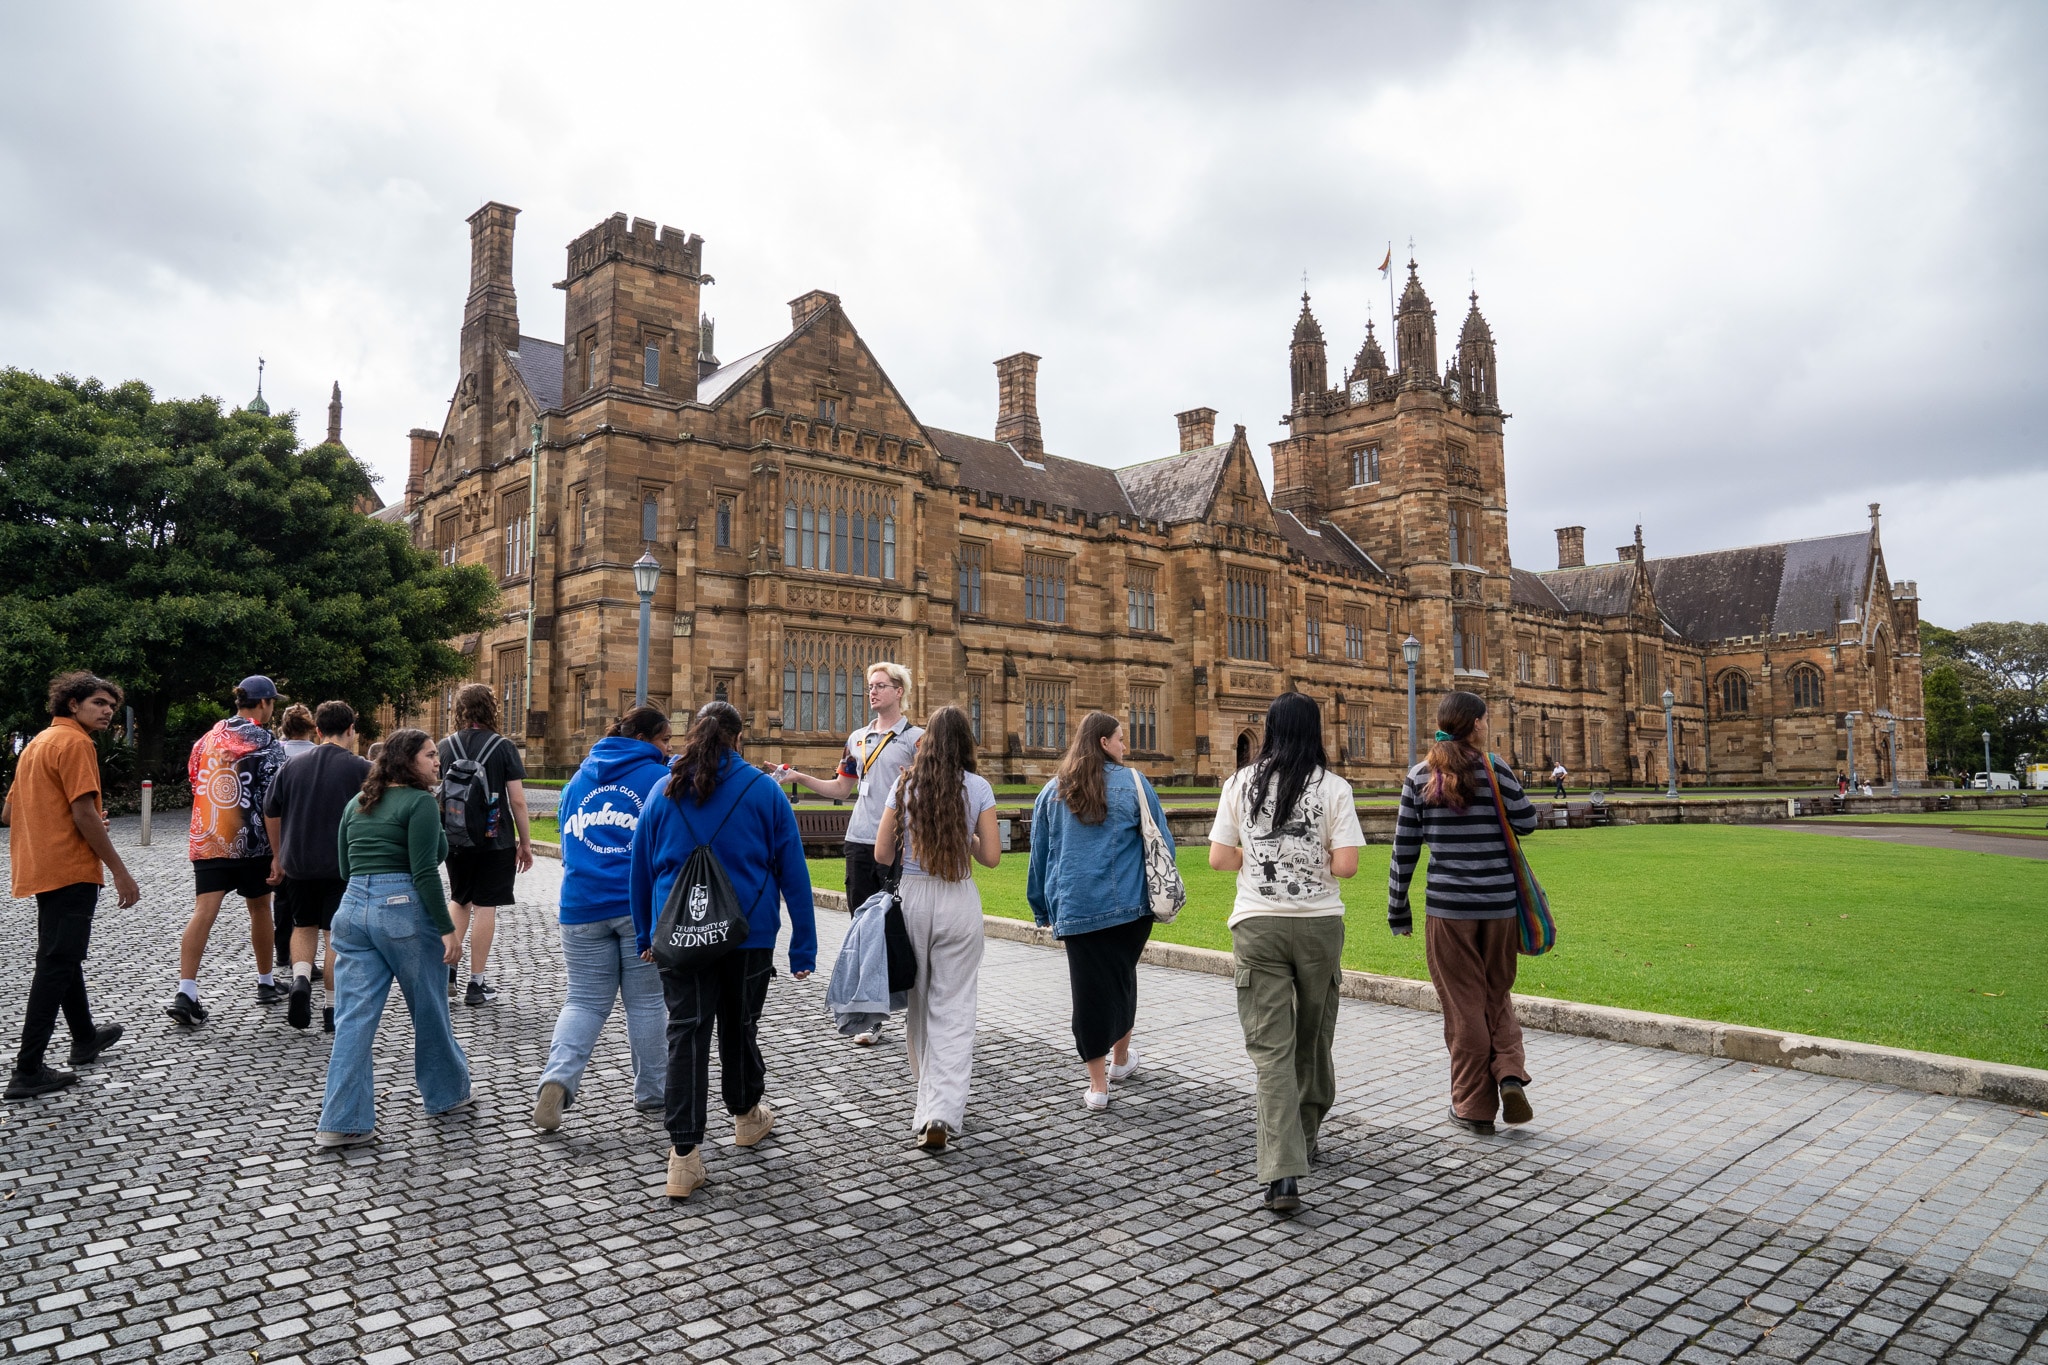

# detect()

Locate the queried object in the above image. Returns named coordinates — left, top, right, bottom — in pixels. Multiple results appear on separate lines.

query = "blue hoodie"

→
left=557, top=737, right=673, bottom=925
left=628, top=750, right=817, bottom=974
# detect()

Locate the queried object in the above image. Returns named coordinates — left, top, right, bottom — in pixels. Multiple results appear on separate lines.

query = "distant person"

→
left=437, top=684, right=534, bottom=1006
left=1837, top=773, right=1850, bottom=797
left=263, top=701, right=371, bottom=1033
left=3, top=672, right=139, bottom=1100
left=874, top=704, right=1000, bottom=1152
left=278, top=704, right=319, bottom=761
left=1027, top=711, right=1171, bottom=1112
left=533, top=706, right=673, bottom=1132
left=1389, top=690, right=1539, bottom=1137
left=169, top=676, right=289, bottom=1027
left=1551, top=761, right=1568, bottom=801
left=774, top=661, right=922, bottom=1045
left=629, top=701, right=815, bottom=1200
left=1208, top=693, right=1364, bottom=1215
left=316, top=729, right=468, bottom=1148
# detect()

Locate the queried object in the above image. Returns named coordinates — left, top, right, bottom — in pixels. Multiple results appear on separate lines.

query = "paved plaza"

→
left=3, top=821, right=2046, bottom=1364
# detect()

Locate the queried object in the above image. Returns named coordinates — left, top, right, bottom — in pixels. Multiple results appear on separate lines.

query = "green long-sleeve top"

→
left=336, top=786, right=452, bottom=933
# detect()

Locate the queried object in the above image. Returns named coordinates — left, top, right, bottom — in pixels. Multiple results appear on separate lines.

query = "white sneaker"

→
left=1082, top=1086, right=1110, bottom=1113
left=1107, top=1047, right=1140, bottom=1083
left=853, top=1020, right=886, bottom=1046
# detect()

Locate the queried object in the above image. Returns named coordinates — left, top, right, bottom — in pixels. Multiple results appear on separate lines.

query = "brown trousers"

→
left=1424, top=915, right=1528, bottom=1121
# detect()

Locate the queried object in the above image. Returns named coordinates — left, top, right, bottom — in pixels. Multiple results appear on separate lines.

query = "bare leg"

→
left=448, top=903, right=472, bottom=979
left=246, top=897, right=275, bottom=975
left=1085, top=1056, right=1109, bottom=1093
left=469, top=905, right=497, bottom=978
left=1111, top=1028, right=1133, bottom=1067
left=179, top=892, right=227, bottom=981
left=289, top=925, right=320, bottom=971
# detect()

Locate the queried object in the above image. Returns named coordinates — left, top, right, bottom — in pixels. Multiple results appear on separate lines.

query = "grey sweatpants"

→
left=1230, top=914, right=1346, bottom=1183
left=899, top=871, right=986, bottom=1137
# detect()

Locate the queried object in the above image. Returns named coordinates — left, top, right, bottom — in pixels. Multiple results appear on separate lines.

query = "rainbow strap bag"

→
left=1481, top=759, right=1556, bottom=956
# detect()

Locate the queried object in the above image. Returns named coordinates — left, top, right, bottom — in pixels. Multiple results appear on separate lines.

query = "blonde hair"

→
left=866, top=661, right=912, bottom=695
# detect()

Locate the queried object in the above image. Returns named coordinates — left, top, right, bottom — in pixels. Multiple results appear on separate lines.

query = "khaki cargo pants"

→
left=1230, top=914, right=1345, bottom=1183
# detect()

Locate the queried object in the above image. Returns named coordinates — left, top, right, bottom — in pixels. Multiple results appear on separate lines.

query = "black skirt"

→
left=1063, top=914, right=1154, bottom=1061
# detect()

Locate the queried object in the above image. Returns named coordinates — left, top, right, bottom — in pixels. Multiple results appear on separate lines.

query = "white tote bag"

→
left=1132, top=767, right=1186, bottom=924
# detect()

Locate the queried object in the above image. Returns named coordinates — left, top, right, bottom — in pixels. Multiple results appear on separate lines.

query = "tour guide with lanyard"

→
left=839, top=720, right=910, bottom=884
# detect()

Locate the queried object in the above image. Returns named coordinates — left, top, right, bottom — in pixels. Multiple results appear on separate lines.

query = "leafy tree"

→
left=1920, top=619, right=2047, bottom=774
left=0, top=369, right=496, bottom=774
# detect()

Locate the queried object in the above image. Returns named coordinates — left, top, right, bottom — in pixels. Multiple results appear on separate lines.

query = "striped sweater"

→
left=1388, top=757, right=1537, bottom=931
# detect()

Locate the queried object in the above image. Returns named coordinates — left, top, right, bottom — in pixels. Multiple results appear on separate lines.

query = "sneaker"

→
left=164, top=994, right=207, bottom=1028
left=255, top=980, right=288, bottom=1006
left=734, top=1101, right=775, bottom=1147
left=852, top=1020, right=886, bottom=1046
left=1082, top=1086, right=1110, bottom=1113
left=1448, top=1106, right=1496, bottom=1136
left=321, top=1007, right=335, bottom=1035
left=287, top=977, right=313, bottom=1030
left=914, top=1122, right=949, bottom=1151
left=4, top=1065, right=79, bottom=1100
left=448, top=965, right=458, bottom=991
left=1263, top=1177, right=1301, bottom=1214
left=68, top=1023, right=124, bottom=1066
left=1498, top=1080, right=1534, bottom=1126
left=533, top=1081, right=568, bottom=1132
left=1107, top=1047, right=1140, bottom=1083
left=313, top=1129, right=376, bottom=1149
left=464, top=979, right=496, bottom=1007
left=666, top=1145, right=706, bottom=1199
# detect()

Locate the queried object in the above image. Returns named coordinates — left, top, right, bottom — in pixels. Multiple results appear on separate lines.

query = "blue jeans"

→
left=318, top=874, right=470, bottom=1134
left=539, top=915, right=666, bottom=1107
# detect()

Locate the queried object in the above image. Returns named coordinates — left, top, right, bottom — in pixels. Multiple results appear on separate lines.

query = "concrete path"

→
left=1770, top=823, right=2048, bottom=860
left=1, top=821, right=2045, bottom=1364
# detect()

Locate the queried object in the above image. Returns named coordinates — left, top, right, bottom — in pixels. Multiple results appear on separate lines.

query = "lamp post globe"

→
left=1660, top=688, right=1678, bottom=798
left=633, top=551, right=661, bottom=707
left=1401, top=635, right=1421, bottom=772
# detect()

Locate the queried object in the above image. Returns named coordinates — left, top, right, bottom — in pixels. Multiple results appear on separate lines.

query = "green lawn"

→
left=811, top=825, right=2048, bottom=1068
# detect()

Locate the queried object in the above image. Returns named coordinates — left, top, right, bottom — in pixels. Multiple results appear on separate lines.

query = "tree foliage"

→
left=1921, top=619, right=2048, bottom=774
left=0, top=368, right=497, bottom=772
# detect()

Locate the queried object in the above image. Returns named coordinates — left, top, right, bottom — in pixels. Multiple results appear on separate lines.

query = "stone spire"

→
left=326, top=381, right=344, bottom=447
left=1289, top=292, right=1328, bottom=416
left=1456, top=291, right=1499, bottom=414
left=1396, top=261, right=1438, bottom=391
left=1348, top=319, right=1389, bottom=385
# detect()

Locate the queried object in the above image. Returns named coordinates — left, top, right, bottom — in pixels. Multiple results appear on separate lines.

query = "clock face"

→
left=1348, top=379, right=1372, bottom=405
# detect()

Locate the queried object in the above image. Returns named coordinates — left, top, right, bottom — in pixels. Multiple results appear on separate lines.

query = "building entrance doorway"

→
left=1235, top=730, right=1255, bottom=770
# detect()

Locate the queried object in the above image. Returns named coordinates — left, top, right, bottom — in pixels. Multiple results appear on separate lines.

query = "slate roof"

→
left=1116, top=444, right=1230, bottom=524
left=930, top=428, right=1135, bottom=517
left=1532, top=561, right=1640, bottom=617
left=695, top=341, right=777, bottom=408
left=508, top=337, right=563, bottom=411
left=1279, top=512, right=1383, bottom=574
left=1646, top=531, right=1868, bottom=641
left=1509, top=566, right=1569, bottom=614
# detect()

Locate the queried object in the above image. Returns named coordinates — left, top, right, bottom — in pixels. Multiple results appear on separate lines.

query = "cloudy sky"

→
left=3, top=2, right=2042, bottom=624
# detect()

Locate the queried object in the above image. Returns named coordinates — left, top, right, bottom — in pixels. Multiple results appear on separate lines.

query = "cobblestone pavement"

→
left=3, top=820, right=2046, bottom=1364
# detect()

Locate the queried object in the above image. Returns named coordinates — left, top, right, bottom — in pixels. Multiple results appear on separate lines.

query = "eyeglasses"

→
left=867, top=681, right=900, bottom=693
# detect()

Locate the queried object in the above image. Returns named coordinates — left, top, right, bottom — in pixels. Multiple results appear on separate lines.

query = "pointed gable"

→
left=507, top=336, right=564, bottom=411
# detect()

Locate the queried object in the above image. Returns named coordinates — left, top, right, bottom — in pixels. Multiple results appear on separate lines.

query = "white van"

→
left=1973, top=771, right=2019, bottom=790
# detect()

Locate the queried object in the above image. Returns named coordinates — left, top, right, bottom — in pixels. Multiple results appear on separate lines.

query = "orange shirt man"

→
left=4, top=672, right=140, bottom=1099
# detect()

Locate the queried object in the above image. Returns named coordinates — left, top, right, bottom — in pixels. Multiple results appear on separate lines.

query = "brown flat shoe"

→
left=1498, top=1080, right=1534, bottom=1125
left=914, top=1122, right=949, bottom=1151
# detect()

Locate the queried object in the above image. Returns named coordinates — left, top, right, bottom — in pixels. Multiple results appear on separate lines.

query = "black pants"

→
left=1064, top=914, right=1154, bottom=1061
left=16, top=882, right=99, bottom=1072
left=844, top=840, right=899, bottom=913
left=660, top=949, right=773, bottom=1151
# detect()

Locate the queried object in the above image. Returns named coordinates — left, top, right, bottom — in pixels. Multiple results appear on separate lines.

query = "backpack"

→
left=651, top=774, right=760, bottom=972
left=439, top=731, right=507, bottom=849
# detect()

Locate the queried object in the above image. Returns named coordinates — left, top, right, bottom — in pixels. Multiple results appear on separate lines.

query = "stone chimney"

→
left=789, top=290, right=838, bottom=329
left=406, top=428, right=438, bottom=501
left=1176, top=407, right=1217, bottom=453
left=1617, top=543, right=1638, bottom=563
left=1555, top=525, right=1585, bottom=569
left=994, top=352, right=1043, bottom=457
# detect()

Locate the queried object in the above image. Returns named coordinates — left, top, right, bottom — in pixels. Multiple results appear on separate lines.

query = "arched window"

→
left=1788, top=663, right=1825, bottom=711
left=1718, top=669, right=1750, bottom=716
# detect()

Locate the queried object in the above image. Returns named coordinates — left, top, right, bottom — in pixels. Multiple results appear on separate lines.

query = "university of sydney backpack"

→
left=439, top=731, right=506, bottom=849
left=652, top=779, right=754, bottom=971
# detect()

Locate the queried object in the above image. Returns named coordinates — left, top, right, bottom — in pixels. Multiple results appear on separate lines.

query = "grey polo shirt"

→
left=839, top=716, right=924, bottom=844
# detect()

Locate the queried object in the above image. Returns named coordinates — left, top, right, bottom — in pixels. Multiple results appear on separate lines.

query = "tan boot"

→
left=734, top=1101, right=775, bottom=1148
left=665, top=1145, right=706, bottom=1199
left=532, top=1081, right=567, bottom=1132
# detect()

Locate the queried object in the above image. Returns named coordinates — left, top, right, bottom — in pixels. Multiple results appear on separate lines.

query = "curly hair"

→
left=358, top=728, right=433, bottom=813
left=453, top=683, right=498, bottom=732
left=898, top=705, right=977, bottom=882
left=47, top=671, right=121, bottom=719
left=279, top=703, right=316, bottom=740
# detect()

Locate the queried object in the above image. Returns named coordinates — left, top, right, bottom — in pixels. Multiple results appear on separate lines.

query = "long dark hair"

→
left=358, top=728, right=432, bottom=813
left=900, top=705, right=977, bottom=882
left=1420, top=690, right=1488, bottom=811
left=669, top=701, right=742, bottom=806
left=1245, top=692, right=1328, bottom=833
left=1055, top=711, right=1121, bottom=825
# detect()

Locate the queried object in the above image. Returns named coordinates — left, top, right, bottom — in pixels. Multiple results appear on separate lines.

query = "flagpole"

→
left=1384, top=241, right=1398, bottom=370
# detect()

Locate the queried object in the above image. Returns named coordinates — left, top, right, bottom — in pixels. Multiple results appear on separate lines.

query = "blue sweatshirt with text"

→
left=557, top=736, right=674, bottom=925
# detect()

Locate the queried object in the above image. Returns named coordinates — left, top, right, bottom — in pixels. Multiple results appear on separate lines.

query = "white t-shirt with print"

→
left=1207, top=766, right=1365, bottom=925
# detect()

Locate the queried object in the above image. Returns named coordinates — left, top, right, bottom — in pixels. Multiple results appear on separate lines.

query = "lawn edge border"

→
left=804, top=888, right=2048, bottom=1110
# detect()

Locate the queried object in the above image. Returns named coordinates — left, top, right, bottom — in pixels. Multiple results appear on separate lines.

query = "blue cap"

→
left=236, top=675, right=280, bottom=701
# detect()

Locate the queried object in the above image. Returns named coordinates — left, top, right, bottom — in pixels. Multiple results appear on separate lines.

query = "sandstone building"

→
left=383, top=202, right=1925, bottom=787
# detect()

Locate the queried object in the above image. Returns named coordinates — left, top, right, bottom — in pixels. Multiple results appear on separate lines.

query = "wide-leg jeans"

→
left=540, top=914, right=666, bottom=1107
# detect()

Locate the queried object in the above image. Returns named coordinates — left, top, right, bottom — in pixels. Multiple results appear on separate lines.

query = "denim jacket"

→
left=1026, top=762, right=1173, bottom=938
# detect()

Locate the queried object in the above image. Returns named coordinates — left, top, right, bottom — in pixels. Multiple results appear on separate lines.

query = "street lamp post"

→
left=1844, top=710, right=1861, bottom=792
left=1880, top=710, right=1898, bottom=796
left=633, top=551, right=661, bottom=707
left=1402, top=635, right=1421, bottom=771
left=1661, top=688, right=1679, bottom=798
left=1982, top=729, right=1993, bottom=786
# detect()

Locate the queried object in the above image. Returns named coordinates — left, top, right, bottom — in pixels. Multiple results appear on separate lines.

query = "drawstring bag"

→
left=652, top=777, right=756, bottom=971
left=1133, top=767, right=1186, bottom=924
left=1481, top=759, right=1555, bottom=956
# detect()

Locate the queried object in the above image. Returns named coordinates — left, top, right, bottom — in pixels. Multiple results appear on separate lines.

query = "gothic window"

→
left=1453, top=610, right=1484, bottom=672
left=501, top=492, right=529, bottom=579
left=496, top=647, right=524, bottom=729
left=1787, top=663, right=1824, bottom=711
left=1589, top=721, right=1604, bottom=768
left=968, top=673, right=986, bottom=743
left=1519, top=718, right=1537, bottom=764
left=1640, top=647, right=1661, bottom=704
left=1127, top=565, right=1157, bottom=631
left=1546, top=654, right=1560, bottom=686
left=1348, top=444, right=1381, bottom=486
left=1718, top=669, right=1751, bottom=716
left=572, top=488, right=591, bottom=548
left=1023, top=679, right=1069, bottom=749
left=1347, top=716, right=1370, bottom=763
left=783, top=473, right=898, bottom=581
left=1226, top=568, right=1269, bottom=661
left=1305, top=600, right=1323, bottom=656
left=1345, top=612, right=1366, bottom=661
left=643, top=342, right=660, bottom=387
left=817, top=396, right=838, bottom=421
left=1586, top=657, right=1601, bottom=690
left=435, top=511, right=460, bottom=566
left=715, top=496, right=733, bottom=549
left=1448, top=502, right=1478, bottom=564
left=1129, top=685, right=1159, bottom=752
left=583, top=335, right=600, bottom=390
left=782, top=631, right=891, bottom=734
left=1517, top=650, right=1533, bottom=684
left=641, top=491, right=659, bottom=543
left=958, top=543, right=985, bottom=614
left=1025, top=554, right=1068, bottom=624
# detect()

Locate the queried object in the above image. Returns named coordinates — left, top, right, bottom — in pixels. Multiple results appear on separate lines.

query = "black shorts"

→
left=447, top=845, right=518, bottom=908
left=193, top=857, right=274, bottom=901
left=281, top=877, right=347, bottom=931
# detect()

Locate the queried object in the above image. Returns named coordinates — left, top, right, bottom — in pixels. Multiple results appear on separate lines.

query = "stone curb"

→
left=811, top=888, right=2048, bottom=1110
